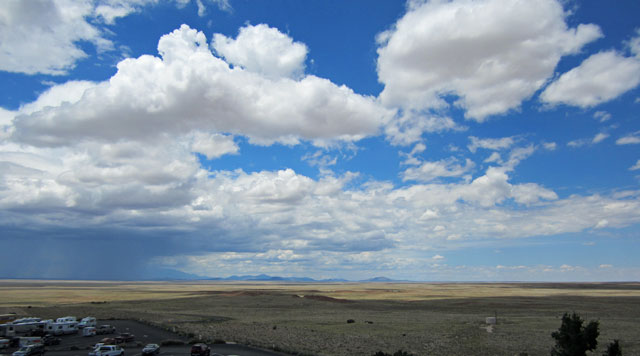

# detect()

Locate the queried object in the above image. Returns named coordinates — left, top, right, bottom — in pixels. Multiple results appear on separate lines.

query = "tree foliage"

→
left=603, top=339, right=622, bottom=356
left=551, top=312, right=599, bottom=356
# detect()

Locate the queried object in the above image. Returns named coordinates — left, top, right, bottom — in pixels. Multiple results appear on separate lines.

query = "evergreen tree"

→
left=551, top=312, right=599, bottom=356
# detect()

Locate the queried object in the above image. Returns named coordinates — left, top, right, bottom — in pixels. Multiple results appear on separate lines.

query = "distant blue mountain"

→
left=204, top=274, right=396, bottom=282
left=361, top=276, right=395, bottom=282
left=139, top=268, right=208, bottom=281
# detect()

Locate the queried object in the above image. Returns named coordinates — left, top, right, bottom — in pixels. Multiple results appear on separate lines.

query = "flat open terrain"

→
left=2, top=280, right=640, bottom=355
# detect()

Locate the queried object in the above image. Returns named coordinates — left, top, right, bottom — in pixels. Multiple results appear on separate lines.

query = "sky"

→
left=1, top=0, right=640, bottom=281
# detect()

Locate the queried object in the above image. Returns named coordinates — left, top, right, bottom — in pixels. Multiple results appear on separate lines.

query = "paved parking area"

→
left=1, top=320, right=287, bottom=356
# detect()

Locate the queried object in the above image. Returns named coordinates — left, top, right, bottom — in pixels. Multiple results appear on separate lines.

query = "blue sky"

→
left=1, top=0, right=640, bottom=281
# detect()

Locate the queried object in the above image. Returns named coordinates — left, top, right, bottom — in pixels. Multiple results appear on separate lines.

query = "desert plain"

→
left=1, top=280, right=639, bottom=355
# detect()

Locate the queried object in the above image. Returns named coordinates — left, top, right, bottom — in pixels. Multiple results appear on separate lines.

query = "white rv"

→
left=11, top=318, right=42, bottom=334
left=0, top=324, right=15, bottom=338
left=47, top=322, right=78, bottom=335
left=55, top=316, right=76, bottom=323
left=79, top=317, right=97, bottom=329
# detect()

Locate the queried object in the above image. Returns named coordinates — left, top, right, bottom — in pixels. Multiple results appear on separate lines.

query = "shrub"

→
left=372, top=350, right=415, bottom=356
left=551, top=312, right=599, bottom=356
left=160, top=339, right=185, bottom=346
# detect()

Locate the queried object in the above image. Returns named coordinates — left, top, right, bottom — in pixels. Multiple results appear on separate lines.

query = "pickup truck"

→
left=96, top=325, right=116, bottom=335
left=88, top=345, right=124, bottom=356
left=12, top=344, right=45, bottom=356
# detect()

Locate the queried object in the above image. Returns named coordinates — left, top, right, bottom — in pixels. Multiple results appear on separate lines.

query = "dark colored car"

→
left=115, top=333, right=134, bottom=344
left=43, top=335, right=61, bottom=346
left=190, top=343, right=210, bottom=356
left=141, top=343, right=160, bottom=355
left=27, top=329, right=46, bottom=337
left=99, top=338, right=116, bottom=345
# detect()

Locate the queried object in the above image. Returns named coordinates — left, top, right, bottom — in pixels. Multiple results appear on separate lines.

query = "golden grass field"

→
left=2, top=280, right=640, bottom=355
left=2, top=280, right=640, bottom=306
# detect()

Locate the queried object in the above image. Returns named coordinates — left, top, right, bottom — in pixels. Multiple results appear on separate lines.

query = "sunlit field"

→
left=2, top=280, right=640, bottom=355
left=3, top=280, right=640, bottom=306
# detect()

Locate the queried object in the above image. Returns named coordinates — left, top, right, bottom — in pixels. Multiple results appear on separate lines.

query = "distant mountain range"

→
left=147, top=270, right=402, bottom=283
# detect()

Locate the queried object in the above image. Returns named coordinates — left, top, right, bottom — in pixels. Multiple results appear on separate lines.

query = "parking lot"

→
left=1, top=320, right=287, bottom=356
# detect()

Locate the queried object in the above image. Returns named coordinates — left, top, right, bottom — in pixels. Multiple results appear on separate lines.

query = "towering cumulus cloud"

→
left=11, top=25, right=392, bottom=147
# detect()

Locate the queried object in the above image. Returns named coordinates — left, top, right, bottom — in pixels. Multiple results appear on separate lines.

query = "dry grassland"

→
left=1, top=280, right=639, bottom=355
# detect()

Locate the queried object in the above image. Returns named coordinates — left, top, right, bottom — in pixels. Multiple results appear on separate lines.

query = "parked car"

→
left=190, top=343, right=210, bottom=356
left=99, top=338, right=116, bottom=345
left=96, top=325, right=116, bottom=335
left=12, top=344, right=45, bottom=356
left=141, top=344, right=160, bottom=355
left=42, top=335, right=60, bottom=346
left=114, top=333, right=134, bottom=344
left=88, top=345, right=124, bottom=356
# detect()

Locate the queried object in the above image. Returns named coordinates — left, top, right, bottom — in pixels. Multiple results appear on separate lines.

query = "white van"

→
left=83, top=327, right=97, bottom=337
left=79, top=317, right=97, bottom=329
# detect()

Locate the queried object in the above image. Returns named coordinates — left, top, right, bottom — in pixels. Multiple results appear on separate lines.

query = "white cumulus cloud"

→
left=541, top=50, right=640, bottom=108
left=10, top=25, right=392, bottom=148
left=402, top=158, right=474, bottom=183
left=468, top=136, right=515, bottom=153
left=377, top=0, right=601, bottom=121
left=212, top=24, right=308, bottom=79
left=617, top=131, right=640, bottom=145
left=0, top=0, right=233, bottom=75
left=0, top=0, right=108, bottom=75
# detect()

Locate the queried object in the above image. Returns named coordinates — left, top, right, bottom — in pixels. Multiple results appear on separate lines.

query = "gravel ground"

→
left=0, top=319, right=290, bottom=356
